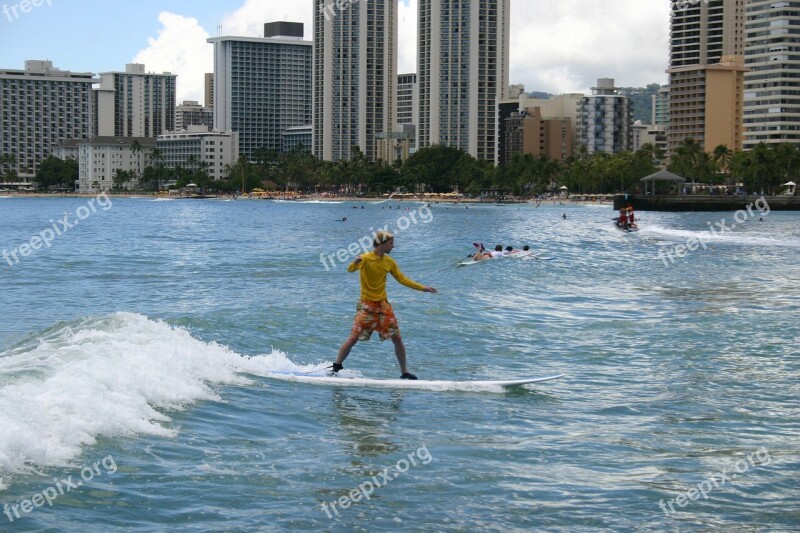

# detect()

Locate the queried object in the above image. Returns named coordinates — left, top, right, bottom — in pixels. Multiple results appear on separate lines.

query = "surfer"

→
left=332, top=230, right=437, bottom=380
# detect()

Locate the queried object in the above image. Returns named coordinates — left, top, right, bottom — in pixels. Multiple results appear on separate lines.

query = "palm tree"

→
left=130, top=140, right=144, bottom=184
left=0, top=153, right=16, bottom=184
left=150, top=147, right=164, bottom=191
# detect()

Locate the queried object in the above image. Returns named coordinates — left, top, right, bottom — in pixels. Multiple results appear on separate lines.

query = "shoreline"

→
left=0, top=192, right=607, bottom=205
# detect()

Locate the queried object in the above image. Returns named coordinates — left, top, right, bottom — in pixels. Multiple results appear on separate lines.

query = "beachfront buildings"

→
left=743, top=1, right=800, bottom=148
left=578, top=78, right=632, bottom=154
left=156, top=126, right=238, bottom=182
left=76, top=136, right=154, bottom=192
left=503, top=107, right=574, bottom=163
left=498, top=93, right=581, bottom=165
left=175, top=101, right=214, bottom=131
left=93, top=64, right=177, bottom=139
left=0, top=60, right=95, bottom=178
left=417, top=0, right=511, bottom=163
left=209, top=22, right=312, bottom=161
left=313, top=1, right=397, bottom=162
left=667, top=0, right=747, bottom=153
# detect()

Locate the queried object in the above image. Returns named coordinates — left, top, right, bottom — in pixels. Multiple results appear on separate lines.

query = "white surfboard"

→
left=264, top=370, right=563, bottom=392
left=457, top=250, right=540, bottom=266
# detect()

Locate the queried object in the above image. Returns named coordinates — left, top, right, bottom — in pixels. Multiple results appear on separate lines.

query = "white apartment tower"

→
left=209, top=23, right=312, bottom=160
left=93, top=64, right=177, bottom=138
left=417, top=0, right=511, bottom=162
left=0, top=60, right=95, bottom=177
left=313, top=0, right=398, bottom=161
left=578, top=78, right=632, bottom=154
left=744, top=1, right=800, bottom=148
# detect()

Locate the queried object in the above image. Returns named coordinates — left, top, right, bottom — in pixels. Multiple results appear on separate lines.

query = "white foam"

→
left=641, top=225, right=800, bottom=248
left=0, top=313, right=289, bottom=482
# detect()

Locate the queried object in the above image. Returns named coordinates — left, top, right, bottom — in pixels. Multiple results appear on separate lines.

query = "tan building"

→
left=668, top=56, right=748, bottom=152
left=667, top=0, right=745, bottom=154
left=498, top=93, right=581, bottom=165
left=505, top=107, right=573, bottom=162
left=375, top=130, right=414, bottom=164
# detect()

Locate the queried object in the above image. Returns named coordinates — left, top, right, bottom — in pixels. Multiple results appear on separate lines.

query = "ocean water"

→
left=0, top=196, right=798, bottom=532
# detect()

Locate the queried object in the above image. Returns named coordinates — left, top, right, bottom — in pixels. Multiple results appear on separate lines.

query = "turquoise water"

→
left=0, top=196, right=798, bottom=531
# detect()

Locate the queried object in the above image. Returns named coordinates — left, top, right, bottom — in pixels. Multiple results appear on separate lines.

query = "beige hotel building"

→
left=667, top=0, right=747, bottom=154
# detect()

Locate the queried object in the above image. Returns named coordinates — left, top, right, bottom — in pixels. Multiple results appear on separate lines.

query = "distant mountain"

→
left=617, top=83, right=661, bottom=124
left=527, top=91, right=553, bottom=100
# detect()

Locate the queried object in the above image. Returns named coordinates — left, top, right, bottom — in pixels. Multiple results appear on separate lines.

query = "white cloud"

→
left=133, top=0, right=670, bottom=106
left=510, top=0, right=671, bottom=94
left=132, top=12, right=212, bottom=104
left=217, top=0, right=310, bottom=40
left=398, top=0, right=417, bottom=74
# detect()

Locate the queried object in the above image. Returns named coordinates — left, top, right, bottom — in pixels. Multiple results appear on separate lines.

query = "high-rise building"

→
left=209, top=22, right=312, bottom=160
left=743, top=1, right=800, bottom=148
left=667, top=0, right=746, bottom=153
left=314, top=1, right=397, bottom=161
left=417, top=0, right=511, bottom=162
left=0, top=60, right=95, bottom=178
left=578, top=78, right=632, bottom=154
left=94, top=64, right=177, bottom=138
left=175, top=101, right=214, bottom=131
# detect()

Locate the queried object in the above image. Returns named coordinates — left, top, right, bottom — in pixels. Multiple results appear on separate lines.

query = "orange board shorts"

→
left=351, top=300, right=400, bottom=341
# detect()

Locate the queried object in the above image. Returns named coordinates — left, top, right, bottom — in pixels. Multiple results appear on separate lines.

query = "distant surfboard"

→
left=264, top=370, right=563, bottom=392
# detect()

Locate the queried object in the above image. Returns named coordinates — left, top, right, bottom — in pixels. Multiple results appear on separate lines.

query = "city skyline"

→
left=0, top=0, right=671, bottom=104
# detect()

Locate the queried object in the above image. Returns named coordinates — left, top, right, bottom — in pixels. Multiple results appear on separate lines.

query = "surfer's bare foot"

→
left=401, top=372, right=417, bottom=380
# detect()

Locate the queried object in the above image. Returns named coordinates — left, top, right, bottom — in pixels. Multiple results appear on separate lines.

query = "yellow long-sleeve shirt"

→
left=348, top=252, right=426, bottom=302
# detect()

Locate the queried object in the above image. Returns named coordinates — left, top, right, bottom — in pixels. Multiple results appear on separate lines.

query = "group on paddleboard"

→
left=470, top=243, right=531, bottom=261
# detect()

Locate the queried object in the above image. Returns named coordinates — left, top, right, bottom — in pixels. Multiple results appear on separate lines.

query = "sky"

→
left=0, top=0, right=671, bottom=103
